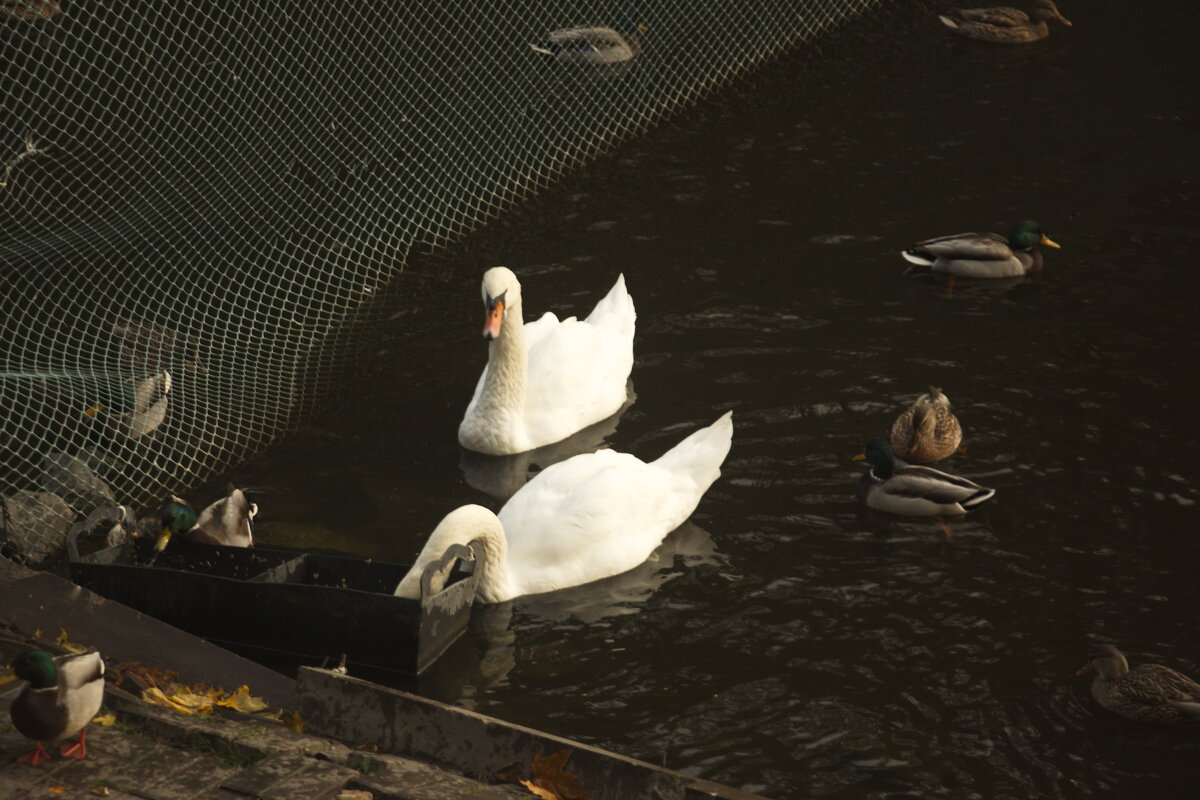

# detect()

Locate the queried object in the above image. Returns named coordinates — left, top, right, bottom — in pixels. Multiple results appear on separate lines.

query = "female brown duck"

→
left=939, top=1, right=1072, bottom=43
left=1079, top=644, right=1200, bottom=726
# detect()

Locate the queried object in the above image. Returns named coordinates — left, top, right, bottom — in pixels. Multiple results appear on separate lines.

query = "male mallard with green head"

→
left=2, top=649, right=105, bottom=765
left=902, top=220, right=1060, bottom=278
left=854, top=437, right=994, bottom=517
left=155, top=486, right=257, bottom=552
left=939, top=1, right=1072, bottom=43
left=889, top=386, right=963, bottom=463
left=1078, top=644, right=1200, bottom=726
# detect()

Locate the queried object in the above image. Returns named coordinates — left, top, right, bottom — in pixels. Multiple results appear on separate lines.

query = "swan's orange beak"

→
left=483, top=297, right=504, bottom=340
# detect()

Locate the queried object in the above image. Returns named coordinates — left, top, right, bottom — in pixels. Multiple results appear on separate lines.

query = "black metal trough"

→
left=66, top=522, right=479, bottom=675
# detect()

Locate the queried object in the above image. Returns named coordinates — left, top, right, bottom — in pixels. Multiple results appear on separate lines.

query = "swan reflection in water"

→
left=422, top=521, right=724, bottom=707
left=457, top=383, right=635, bottom=501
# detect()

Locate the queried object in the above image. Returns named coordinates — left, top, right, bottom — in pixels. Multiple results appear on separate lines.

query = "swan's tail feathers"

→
left=585, top=273, right=637, bottom=336
left=901, top=248, right=936, bottom=267
left=654, top=411, right=734, bottom=490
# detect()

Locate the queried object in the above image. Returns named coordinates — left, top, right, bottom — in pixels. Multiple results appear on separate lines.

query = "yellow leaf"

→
left=91, top=713, right=117, bottom=727
left=141, top=686, right=208, bottom=716
left=49, top=786, right=67, bottom=795
left=283, top=711, right=304, bottom=733
left=519, top=780, right=559, bottom=800
left=55, top=628, right=87, bottom=654
left=216, top=685, right=268, bottom=714
left=91, top=784, right=111, bottom=796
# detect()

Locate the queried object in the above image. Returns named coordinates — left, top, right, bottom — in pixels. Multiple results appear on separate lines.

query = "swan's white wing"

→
left=498, top=450, right=690, bottom=597
left=524, top=317, right=633, bottom=440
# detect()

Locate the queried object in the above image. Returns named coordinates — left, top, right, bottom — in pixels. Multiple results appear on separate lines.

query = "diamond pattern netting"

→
left=0, top=0, right=884, bottom=561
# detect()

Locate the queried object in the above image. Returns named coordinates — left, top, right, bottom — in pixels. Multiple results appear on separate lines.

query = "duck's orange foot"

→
left=60, top=727, right=88, bottom=760
left=17, top=741, right=51, bottom=766
left=936, top=515, right=955, bottom=541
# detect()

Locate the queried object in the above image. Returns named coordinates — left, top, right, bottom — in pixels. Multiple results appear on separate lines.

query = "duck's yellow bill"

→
left=83, top=403, right=105, bottom=418
left=154, top=529, right=172, bottom=553
left=0, top=669, right=17, bottom=687
left=1040, top=233, right=1061, bottom=249
left=853, top=453, right=866, bottom=462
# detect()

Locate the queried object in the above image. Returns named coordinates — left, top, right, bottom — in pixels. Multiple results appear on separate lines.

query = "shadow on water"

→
left=225, top=0, right=1200, bottom=796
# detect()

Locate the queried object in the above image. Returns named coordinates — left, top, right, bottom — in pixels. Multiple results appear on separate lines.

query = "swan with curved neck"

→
left=458, top=267, right=635, bottom=456
left=402, top=412, right=733, bottom=603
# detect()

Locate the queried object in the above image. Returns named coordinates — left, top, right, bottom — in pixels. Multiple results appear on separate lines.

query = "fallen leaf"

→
left=283, top=711, right=304, bottom=733
left=141, top=686, right=211, bottom=716
left=55, top=628, right=87, bottom=654
left=91, top=713, right=116, bottom=727
left=528, top=749, right=589, bottom=800
left=519, top=780, right=559, bottom=800
left=336, top=791, right=374, bottom=800
left=49, top=786, right=66, bottom=795
left=216, top=685, right=268, bottom=714
left=91, top=783, right=111, bottom=796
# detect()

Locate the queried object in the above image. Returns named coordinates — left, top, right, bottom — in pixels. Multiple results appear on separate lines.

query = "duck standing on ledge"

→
left=939, top=1, right=1072, bottom=43
left=902, top=220, right=1060, bottom=279
left=2, top=649, right=105, bottom=766
left=1078, top=644, right=1200, bottom=726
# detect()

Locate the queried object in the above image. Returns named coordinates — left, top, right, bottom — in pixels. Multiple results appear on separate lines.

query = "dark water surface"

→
left=223, top=2, right=1200, bottom=796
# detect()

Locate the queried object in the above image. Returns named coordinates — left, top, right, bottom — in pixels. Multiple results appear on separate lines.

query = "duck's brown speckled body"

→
left=939, top=0, right=1072, bottom=43
left=1080, top=644, right=1200, bottom=726
left=889, top=386, right=962, bottom=464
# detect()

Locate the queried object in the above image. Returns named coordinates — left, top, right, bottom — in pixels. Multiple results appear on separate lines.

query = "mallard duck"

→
left=83, top=371, right=172, bottom=440
left=399, top=412, right=732, bottom=603
left=155, top=485, right=257, bottom=552
left=889, top=386, right=963, bottom=463
left=1078, top=644, right=1200, bottom=726
left=902, top=220, right=1060, bottom=279
left=854, top=437, right=994, bottom=516
left=530, top=13, right=648, bottom=65
left=939, top=1, right=1071, bottom=43
left=459, top=267, right=636, bottom=456
left=1, top=649, right=105, bottom=765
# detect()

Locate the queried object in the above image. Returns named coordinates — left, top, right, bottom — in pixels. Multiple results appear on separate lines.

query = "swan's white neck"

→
left=394, top=505, right=517, bottom=604
left=472, top=301, right=528, bottom=447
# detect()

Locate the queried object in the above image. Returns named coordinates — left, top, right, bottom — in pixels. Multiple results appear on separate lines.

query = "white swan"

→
left=458, top=267, right=636, bottom=456
left=399, top=412, right=733, bottom=603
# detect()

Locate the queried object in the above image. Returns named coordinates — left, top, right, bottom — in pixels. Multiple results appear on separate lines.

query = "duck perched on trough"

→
left=2, top=649, right=105, bottom=766
left=155, top=486, right=257, bottom=552
left=1078, top=644, right=1200, bottom=726
left=938, top=1, right=1072, bottom=43
left=401, top=412, right=733, bottom=603
left=889, top=386, right=963, bottom=464
left=902, top=220, right=1060, bottom=279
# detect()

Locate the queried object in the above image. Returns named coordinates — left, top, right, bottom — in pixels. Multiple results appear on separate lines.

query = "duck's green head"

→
left=1008, top=220, right=1060, bottom=252
left=7, top=650, right=58, bottom=689
left=155, top=496, right=197, bottom=552
left=83, top=381, right=135, bottom=419
left=853, top=437, right=896, bottom=478
left=615, top=11, right=648, bottom=35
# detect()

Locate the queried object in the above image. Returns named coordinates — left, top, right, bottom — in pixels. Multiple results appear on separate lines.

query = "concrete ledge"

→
left=296, top=667, right=772, bottom=800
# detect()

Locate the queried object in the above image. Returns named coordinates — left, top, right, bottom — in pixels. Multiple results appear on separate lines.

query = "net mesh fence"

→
left=1, top=0, right=884, bottom=563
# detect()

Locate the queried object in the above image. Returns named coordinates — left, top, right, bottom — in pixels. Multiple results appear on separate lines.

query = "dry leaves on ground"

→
left=54, top=628, right=87, bottom=654
left=498, top=748, right=590, bottom=800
